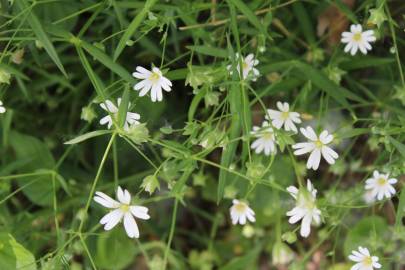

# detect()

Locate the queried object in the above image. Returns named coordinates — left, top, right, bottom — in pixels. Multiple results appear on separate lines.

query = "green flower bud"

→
left=141, top=175, right=160, bottom=195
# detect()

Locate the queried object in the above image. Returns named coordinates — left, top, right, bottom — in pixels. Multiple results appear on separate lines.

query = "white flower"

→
left=266, top=102, right=301, bottom=133
left=99, top=98, right=140, bottom=131
left=349, top=246, right=381, bottom=270
left=286, top=180, right=321, bottom=238
left=365, top=170, right=397, bottom=201
left=94, top=186, right=150, bottom=238
left=0, top=100, right=6, bottom=113
left=227, top=53, right=260, bottom=81
left=132, top=66, right=172, bottom=102
left=292, top=126, right=338, bottom=170
left=341, top=24, right=376, bottom=55
left=230, top=199, right=256, bottom=225
left=251, top=121, right=277, bottom=156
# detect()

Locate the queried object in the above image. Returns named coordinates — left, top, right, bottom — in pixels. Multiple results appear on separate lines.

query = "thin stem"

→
left=162, top=198, right=179, bottom=270
left=78, top=133, right=116, bottom=233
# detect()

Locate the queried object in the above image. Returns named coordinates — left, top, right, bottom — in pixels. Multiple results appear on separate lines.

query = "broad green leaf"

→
left=9, top=131, right=58, bottom=206
left=64, top=130, right=112, bottom=145
left=0, top=233, right=36, bottom=270
left=81, top=40, right=135, bottom=84
left=344, top=216, right=387, bottom=256
left=186, top=45, right=228, bottom=58
left=15, top=0, right=67, bottom=77
left=113, top=0, right=158, bottom=60
left=94, top=229, right=137, bottom=270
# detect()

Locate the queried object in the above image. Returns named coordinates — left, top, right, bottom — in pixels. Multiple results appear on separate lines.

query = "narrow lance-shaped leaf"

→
left=64, top=130, right=112, bottom=145
left=15, top=0, right=67, bottom=77
left=113, top=0, right=158, bottom=60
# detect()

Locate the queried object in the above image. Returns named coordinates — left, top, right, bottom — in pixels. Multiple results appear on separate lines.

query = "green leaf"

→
left=113, top=0, right=158, bottom=60
left=118, top=86, right=130, bottom=128
left=340, top=57, right=394, bottom=70
left=292, top=2, right=315, bottom=44
left=75, top=46, right=107, bottom=100
left=81, top=40, right=135, bottom=84
left=15, top=0, right=67, bottom=77
left=344, top=216, right=387, bottom=256
left=227, top=0, right=268, bottom=39
left=186, top=45, right=228, bottom=58
left=64, top=130, right=112, bottom=145
left=94, top=229, right=137, bottom=270
left=219, top=245, right=261, bottom=270
left=0, top=233, right=37, bottom=270
left=0, top=63, right=29, bottom=81
left=388, top=136, right=405, bottom=158
left=395, top=185, right=405, bottom=230
left=9, top=131, right=57, bottom=206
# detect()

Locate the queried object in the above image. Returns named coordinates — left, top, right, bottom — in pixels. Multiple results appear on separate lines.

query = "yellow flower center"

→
left=281, top=111, right=289, bottom=120
left=353, top=33, right=362, bottom=42
left=263, top=132, right=274, bottom=140
left=362, top=256, right=373, bottom=266
left=242, top=61, right=249, bottom=70
left=120, top=204, right=130, bottom=213
left=315, top=139, right=323, bottom=148
left=234, top=203, right=247, bottom=213
left=377, top=177, right=387, bottom=186
left=149, top=72, right=161, bottom=83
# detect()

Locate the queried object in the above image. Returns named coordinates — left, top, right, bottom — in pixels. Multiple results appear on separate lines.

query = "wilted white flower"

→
left=0, top=100, right=6, bottom=113
left=132, top=66, right=172, bottom=102
left=266, top=102, right=301, bottom=133
left=99, top=98, right=140, bottom=130
left=349, top=246, right=381, bottom=270
left=365, top=170, right=397, bottom=201
left=227, top=53, right=260, bottom=81
left=251, top=121, right=277, bottom=156
left=230, top=199, right=255, bottom=225
left=286, top=180, right=321, bottom=238
left=94, top=186, right=150, bottom=238
left=363, top=189, right=376, bottom=204
left=272, top=242, right=294, bottom=265
left=341, top=24, right=376, bottom=55
left=292, top=126, right=338, bottom=170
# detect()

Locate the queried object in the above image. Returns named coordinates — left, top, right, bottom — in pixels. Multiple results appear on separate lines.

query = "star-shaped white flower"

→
left=0, top=100, right=6, bottom=113
left=132, top=66, right=172, bottom=102
left=349, top=246, right=381, bottom=270
left=99, top=98, right=140, bottom=131
left=292, top=126, right=338, bottom=170
left=251, top=121, right=277, bottom=156
left=94, top=186, right=150, bottom=238
left=341, top=24, right=376, bottom=55
left=266, top=102, right=301, bottom=133
left=365, top=170, right=397, bottom=201
left=286, top=180, right=321, bottom=238
left=227, top=53, right=260, bottom=81
left=230, top=199, right=256, bottom=225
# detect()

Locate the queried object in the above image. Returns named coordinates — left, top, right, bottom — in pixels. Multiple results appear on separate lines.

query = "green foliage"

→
left=0, top=0, right=404, bottom=269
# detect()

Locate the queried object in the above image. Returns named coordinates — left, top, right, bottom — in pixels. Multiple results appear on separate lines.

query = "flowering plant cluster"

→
left=0, top=1, right=404, bottom=270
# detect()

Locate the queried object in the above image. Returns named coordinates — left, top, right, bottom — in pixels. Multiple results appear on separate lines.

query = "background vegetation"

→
left=0, top=0, right=404, bottom=269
